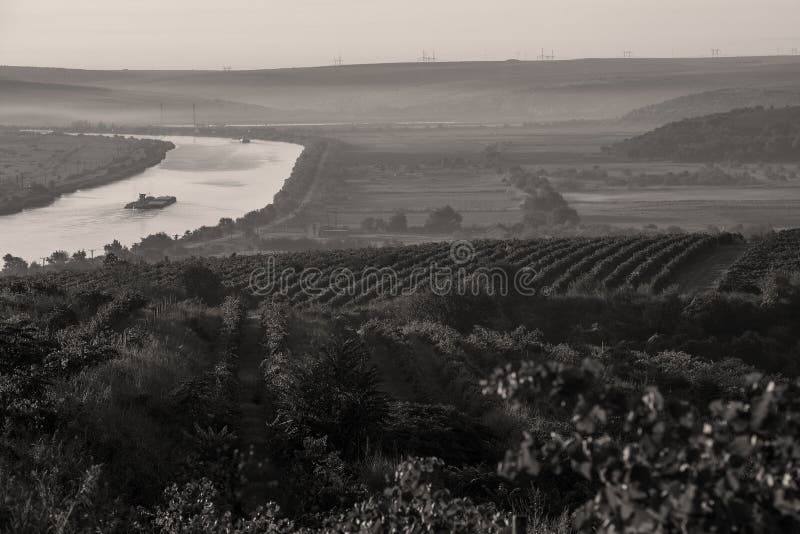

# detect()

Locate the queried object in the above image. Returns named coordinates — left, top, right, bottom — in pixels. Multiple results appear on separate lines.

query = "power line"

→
left=420, top=49, right=437, bottom=63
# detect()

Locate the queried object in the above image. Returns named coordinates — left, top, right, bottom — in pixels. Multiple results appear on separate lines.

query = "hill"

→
left=0, top=79, right=290, bottom=126
left=4, top=56, right=800, bottom=124
left=611, top=105, right=800, bottom=161
left=623, top=87, right=800, bottom=125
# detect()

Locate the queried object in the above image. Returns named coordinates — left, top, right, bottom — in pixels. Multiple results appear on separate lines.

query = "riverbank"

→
left=0, top=130, right=174, bottom=216
left=0, top=134, right=303, bottom=263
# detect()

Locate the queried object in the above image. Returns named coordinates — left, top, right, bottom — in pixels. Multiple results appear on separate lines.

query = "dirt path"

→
left=236, top=313, right=273, bottom=512
left=672, top=243, right=748, bottom=294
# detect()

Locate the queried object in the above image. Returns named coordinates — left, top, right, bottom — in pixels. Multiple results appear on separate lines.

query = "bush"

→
left=178, top=263, right=225, bottom=306
left=380, top=402, right=500, bottom=465
left=484, top=358, right=800, bottom=532
left=274, top=336, right=389, bottom=456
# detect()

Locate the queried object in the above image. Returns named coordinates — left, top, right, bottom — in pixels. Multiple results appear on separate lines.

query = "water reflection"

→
left=0, top=135, right=303, bottom=262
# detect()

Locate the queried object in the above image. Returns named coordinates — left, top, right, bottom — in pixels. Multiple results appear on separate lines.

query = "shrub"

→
left=178, top=263, right=225, bottom=306
left=484, top=358, right=800, bottom=532
left=274, top=336, right=389, bottom=455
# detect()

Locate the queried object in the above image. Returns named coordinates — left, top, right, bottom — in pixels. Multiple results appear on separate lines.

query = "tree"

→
left=2, top=254, right=28, bottom=275
left=47, top=251, right=69, bottom=265
left=104, top=239, right=128, bottom=258
left=131, top=232, right=174, bottom=260
left=387, top=211, right=408, bottom=233
left=547, top=206, right=580, bottom=226
left=218, top=217, right=235, bottom=236
left=424, top=205, right=462, bottom=233
left=72, top=250, right=87, bottom=262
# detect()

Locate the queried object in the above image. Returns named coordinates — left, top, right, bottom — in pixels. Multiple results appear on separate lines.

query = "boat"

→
left=125, top=193, right=177, bottom=210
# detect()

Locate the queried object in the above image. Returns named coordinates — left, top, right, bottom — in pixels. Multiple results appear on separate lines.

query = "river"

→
left=0, top=135, right=304, bottom=263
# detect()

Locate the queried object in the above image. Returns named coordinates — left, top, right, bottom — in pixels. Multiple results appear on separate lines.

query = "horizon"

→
left=3, top=53, right=800, bottom=73
left=2, top=0, right=799, bottom=70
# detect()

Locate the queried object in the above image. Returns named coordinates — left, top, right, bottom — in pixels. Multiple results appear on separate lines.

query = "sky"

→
left=1, top=0, right=799, bottom=70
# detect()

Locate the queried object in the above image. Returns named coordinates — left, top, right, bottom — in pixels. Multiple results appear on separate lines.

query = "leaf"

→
left=728, top=435, right=753, bottom=457
left=751, top=389, right=774, bottom=430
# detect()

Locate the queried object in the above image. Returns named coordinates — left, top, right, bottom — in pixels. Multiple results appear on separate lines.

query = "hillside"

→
left=611, top=105, right=800, bottom=161
left=2, top=231, right=800, bottom=531
left=623, top=86, right=800, bottom=125
left=0, top=79, right=290, bottom=126
left=4, top=56, right=800, bottom=124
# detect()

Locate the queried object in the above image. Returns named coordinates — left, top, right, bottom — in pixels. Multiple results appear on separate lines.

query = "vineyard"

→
left=7, top=233, right=741, bottom=305
left=719, top=229, right=800, bottom=293
left=5, top=229, right=800, bottom=532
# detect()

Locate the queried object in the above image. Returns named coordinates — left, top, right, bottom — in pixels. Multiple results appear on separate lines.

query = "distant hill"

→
left=623, top=87, right=800, bottom=125
left=0, top=79, right=290, bottom=126
left=611, top=106, right=800, bottom=162
left=3, top=57, right=800, bottom=125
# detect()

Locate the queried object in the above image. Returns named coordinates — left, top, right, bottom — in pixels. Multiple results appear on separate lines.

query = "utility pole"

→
left=538, top=48, right=555, bottom=61
left=192, top=103, right=197, bottom=129
left=89, top=249, right=95, bottom=259
left=420, top=50, right=437, bottom=63
left=160, top=103, right=163, bottom=126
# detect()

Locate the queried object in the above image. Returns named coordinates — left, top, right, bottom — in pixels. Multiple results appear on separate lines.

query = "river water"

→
left=0, top=135, right=303, bottom=263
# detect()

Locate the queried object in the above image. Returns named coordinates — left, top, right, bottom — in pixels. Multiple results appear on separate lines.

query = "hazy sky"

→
left=1, top=0, right=799, bottom=69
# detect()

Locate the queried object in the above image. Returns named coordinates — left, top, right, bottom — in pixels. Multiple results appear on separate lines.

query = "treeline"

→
left=361, top=205, right=464, bottom=234
left=551, top=164, right=760, bottom=189
left=610, top=105, right=800, bottom=162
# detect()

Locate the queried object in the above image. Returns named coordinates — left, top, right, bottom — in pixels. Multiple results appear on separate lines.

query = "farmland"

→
left=302, top=121, right=800, bottom=233
left=3, top=232, right=742, bottom=302
left=0, top=129, right=173, bottom=215
left=720, top=228, right=800, bottom=293
left=3, top=228, right=800, bottom=531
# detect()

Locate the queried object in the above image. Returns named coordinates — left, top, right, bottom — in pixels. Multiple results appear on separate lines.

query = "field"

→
left=720, top=228, right=800, bottom=292
left=0, top=129, right=173, bottom=215
left=9, top=232, right=742, bottom=302
left=281, top=122, right=800, bottom=233
left=3, top=229, right=800, bottom=531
